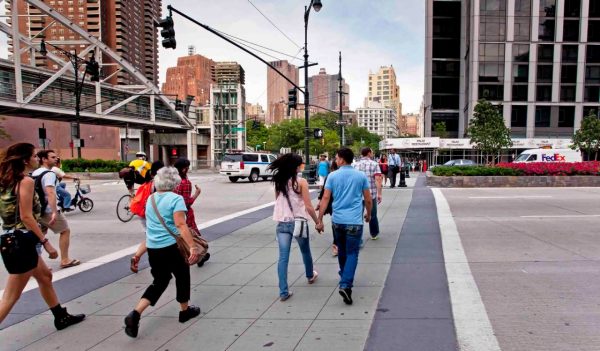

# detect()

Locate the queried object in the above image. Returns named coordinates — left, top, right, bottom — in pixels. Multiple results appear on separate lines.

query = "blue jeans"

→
left=57, top=182, right=72, bottom=208
left=333, top=223, right=363, bottom=289
left=276, top=222, right=314, bottom=298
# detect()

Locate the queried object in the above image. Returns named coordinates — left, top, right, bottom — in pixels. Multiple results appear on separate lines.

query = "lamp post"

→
left=40, top=39, right=99, bottom=158
left=302, top=0, right=322, bottom=165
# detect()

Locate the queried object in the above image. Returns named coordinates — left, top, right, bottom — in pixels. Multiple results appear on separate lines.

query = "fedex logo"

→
left=541, top=153, right=566, bottom=161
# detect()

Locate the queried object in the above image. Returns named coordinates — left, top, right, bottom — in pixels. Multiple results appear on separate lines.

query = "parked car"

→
left=219, top=152, right=277, bottom=183
left=443, top=159, right=476, bottom=166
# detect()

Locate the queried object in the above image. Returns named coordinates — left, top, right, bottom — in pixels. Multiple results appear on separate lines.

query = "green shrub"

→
left=431, top=166, right=523, bottom=176
left=62, top=159, right=128, bottom=173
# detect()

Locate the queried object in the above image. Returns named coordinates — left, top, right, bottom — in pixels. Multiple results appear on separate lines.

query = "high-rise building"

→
left=162, top=54, right=215, bottom=106
left=266, top=60, right=299, bottom=125
left=425, top=0, right=600, bottom=138
left=366, top=66, right=402, bottom=129
left=356, top=101, right=398, bottom=139
left=308, top=68, right=350, bottom=114
left=246, top=102, right=266, bottom=123
left=212, top=62, right=245, bottom=85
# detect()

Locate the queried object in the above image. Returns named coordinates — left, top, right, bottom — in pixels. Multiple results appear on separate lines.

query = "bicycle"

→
left=116, top=192, right=135, bottom=222
left=60, top=179, right=94, bottom=213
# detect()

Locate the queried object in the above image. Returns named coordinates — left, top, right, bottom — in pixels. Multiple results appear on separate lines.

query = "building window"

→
left=511, top=105, right=528, bottom=127
left=563, top=20, right=579, bottom=42
left=560, top=86, right=576, bottom=101
left=562, top=45, right=578, bottom=63
left=536, top=85, right=552, bottom=101
left=558, top=106, right=575, bottom=127
left=588, top=45, right=600, bottom=63
left=479, top=85, right=504, bottom=100
left=561, top=65, right=577, bottom=83
left=512, top=85, right=528, bottom=101
left=591, top=0, right=600, bottom=17
left=584, top=86, right=599, bottom=102
left=535, top=106, right=552, bottom=127
left=586, top=65, right=600, bottom=84
left=538, top=44, right=554, bottom=62
left=564, top=0, right=581, bottom=17
left=589, top=21, right=600, bottom=42
left=537, top=65, right=553, bottom=82
left=513, top=64, right=529, bottom=82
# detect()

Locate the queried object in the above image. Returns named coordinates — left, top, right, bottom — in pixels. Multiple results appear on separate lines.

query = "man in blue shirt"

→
left=317, top=147, right=372, bottom=305
left=387, top=149, right=402, bottom=188
left=317, top=155, right=330, bottom=187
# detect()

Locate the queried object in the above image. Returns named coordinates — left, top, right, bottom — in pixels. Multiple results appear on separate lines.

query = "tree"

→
left=571, top=110, right=600, bottom=160
left=467, top=99, right=512, bottom=164
left=346, top=125, right=381, bottom=155
left=0, top=117, right=10, bottom=140
left=433, top=121, right=448, bottom=138
left=246, top=120, right=269, bottom=151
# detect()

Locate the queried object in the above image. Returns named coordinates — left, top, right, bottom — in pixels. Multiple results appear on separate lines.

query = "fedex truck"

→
left=514, top=148, right=582, bottom=163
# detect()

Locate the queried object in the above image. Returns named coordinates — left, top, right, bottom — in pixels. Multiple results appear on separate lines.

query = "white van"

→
left=219, top=152, right=277, bottom=182
left=514, top=148, right=582, bottom=163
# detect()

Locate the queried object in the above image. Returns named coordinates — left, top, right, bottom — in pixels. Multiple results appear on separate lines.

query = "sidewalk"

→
left=1, top=178, right=417, bottom=351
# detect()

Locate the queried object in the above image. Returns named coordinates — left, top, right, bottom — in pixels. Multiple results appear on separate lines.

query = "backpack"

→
left=32, top=170, right=53, bottom=214
left=130, top=181, right=153, bottom=218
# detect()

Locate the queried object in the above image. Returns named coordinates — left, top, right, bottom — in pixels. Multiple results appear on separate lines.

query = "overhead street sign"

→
left=335, top=120, right=348, bottom=125
left=232, top=127, right=245, bottom=132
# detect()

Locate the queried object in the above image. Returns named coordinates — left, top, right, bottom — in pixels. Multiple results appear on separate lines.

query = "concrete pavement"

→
left=4, top=176, right=600, bottom=350
left=0, top=177, right=417, bottom=350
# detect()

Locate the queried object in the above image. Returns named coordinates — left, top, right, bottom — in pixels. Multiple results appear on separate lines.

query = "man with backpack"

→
left=32, top=150, right=80, bottom=269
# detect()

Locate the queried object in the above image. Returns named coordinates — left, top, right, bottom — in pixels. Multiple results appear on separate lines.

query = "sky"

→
left=0, top=0, right=425, bottom=113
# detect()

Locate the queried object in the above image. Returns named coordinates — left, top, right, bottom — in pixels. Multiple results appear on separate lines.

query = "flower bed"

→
left=62, top=158, right=128, bottom=172
left=496, top=162, right=600, bottom=176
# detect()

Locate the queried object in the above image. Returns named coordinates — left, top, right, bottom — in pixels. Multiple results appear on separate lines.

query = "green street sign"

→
left=232, top=127, right=245, bottom=132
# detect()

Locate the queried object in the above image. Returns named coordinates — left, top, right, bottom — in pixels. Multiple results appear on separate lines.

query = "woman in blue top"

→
left=124, top=167, right=201, bottom=338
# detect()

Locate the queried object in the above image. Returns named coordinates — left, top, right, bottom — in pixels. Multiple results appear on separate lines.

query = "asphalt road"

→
left=441, top=187, right=600, bottom=351
left=0, top=173, right=275, bottom=287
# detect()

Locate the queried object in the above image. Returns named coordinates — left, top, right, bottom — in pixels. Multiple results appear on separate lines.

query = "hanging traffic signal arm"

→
left=158, top=15, right=177, bottom=49
left=166, top=5, right=305, bottom=95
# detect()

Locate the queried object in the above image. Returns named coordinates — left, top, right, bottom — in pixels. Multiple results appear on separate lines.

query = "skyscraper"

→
left=307, top=68, right=349, bottom=114
left=266, top=60, right=299, bottom=125
left=366, top=66, right=402, bottom=131
left=425, top=0, right=600, bottom=138
left=162, top=54, right=215, bottom=106
left=6, top=0, right=161, bottom=85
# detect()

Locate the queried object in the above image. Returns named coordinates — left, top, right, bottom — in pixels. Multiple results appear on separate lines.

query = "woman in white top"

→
left=269, top=153, right=321, bottom=301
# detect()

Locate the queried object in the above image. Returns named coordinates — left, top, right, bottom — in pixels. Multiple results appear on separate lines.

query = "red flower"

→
left=497, top=162, right=600, bottom=176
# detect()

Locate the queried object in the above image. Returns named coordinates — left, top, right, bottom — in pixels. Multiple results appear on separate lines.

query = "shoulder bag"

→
left=283, top=189, right=308, bottom=238
left=150, top=194, right=208, bottom=265
left=0, top=182, right=40, bottom=274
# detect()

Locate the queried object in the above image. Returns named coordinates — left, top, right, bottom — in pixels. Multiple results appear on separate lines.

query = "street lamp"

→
left=303, top=0, right=323, bottom=165
left=40, top=39, right=99, bottom=158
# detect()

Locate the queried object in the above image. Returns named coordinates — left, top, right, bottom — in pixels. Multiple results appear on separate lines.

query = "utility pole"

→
left=337, top=51, right=347, bottom=146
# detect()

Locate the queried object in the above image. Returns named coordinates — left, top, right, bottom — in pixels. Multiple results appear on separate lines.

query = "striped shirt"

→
left=353, top=157, right=382, bottom=199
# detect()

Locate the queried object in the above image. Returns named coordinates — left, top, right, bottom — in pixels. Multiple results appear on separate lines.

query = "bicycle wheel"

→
left=116, top=194, right=134, bottom=222
left=78, top=198, right=94, bottom=212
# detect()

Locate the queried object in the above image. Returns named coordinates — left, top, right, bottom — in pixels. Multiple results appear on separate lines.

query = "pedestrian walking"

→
left=316, top=160, right=338, bottom=256
left=353, top=147, right=383, bottom=241
left=317, top=147, right=372, bottom=305
left=173, top=158, right=210, bottom=267
left=124, top=167, right=201, bottom=338
left=378, top=154, right=388, bottom=186
left=0, top=143, right=85, bottom=330
left=269, top=154, right=320, bottom=301
left=387, top=149, right=402, bottom=188
left=32, top=150, right=80, bottom=269
left=129, top=160, right=164, bottom=274
left=317, top=155, right=330, bottom=187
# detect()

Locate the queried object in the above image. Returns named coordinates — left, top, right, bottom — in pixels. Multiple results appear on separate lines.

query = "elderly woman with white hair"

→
left=124, top=167, right=201, bottom=338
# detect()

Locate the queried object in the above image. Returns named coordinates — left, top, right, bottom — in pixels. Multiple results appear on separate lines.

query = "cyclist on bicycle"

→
left=123, top=152, right=151, bottom=195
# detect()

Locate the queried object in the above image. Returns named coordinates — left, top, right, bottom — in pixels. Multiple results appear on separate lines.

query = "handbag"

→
left=283, top=190, right=308, bottom=238
left=150, top=194, right=208, bottom=265
left=0, top=182, right=40, bottom=274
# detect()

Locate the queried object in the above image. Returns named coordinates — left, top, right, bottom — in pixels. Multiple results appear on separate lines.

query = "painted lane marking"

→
left=468, top=196, right=552, bottom=199
left=432, top=188, right=502, bottom=351
left=1, top=199, right=276, bottom=295
left=520, top=214, right=600, bottom=218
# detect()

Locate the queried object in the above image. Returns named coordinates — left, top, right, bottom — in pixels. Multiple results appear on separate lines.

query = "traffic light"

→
left=85, top=52, right=100, bottom=82
left=174, top=98, right=183, bottom=111
left=158, top=16, right=176, bottom=49
left=313, top=128, right=323, bottom=139
left=288, top=88, right=297, bottom=110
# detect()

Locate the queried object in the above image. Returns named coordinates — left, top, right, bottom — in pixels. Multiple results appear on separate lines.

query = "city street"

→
left=0, top=172, right=275, bottom=288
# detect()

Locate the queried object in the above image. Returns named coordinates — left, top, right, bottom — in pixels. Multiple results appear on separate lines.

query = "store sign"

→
left=380, top=138, right=440, bottom=149
left=510, top=138, right=573, bottom=149
left=439, top=139, right=472, bottom=149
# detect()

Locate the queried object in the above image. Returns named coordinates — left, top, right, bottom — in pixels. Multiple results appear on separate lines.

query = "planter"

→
left=426, top=172, right=600, bottom=187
